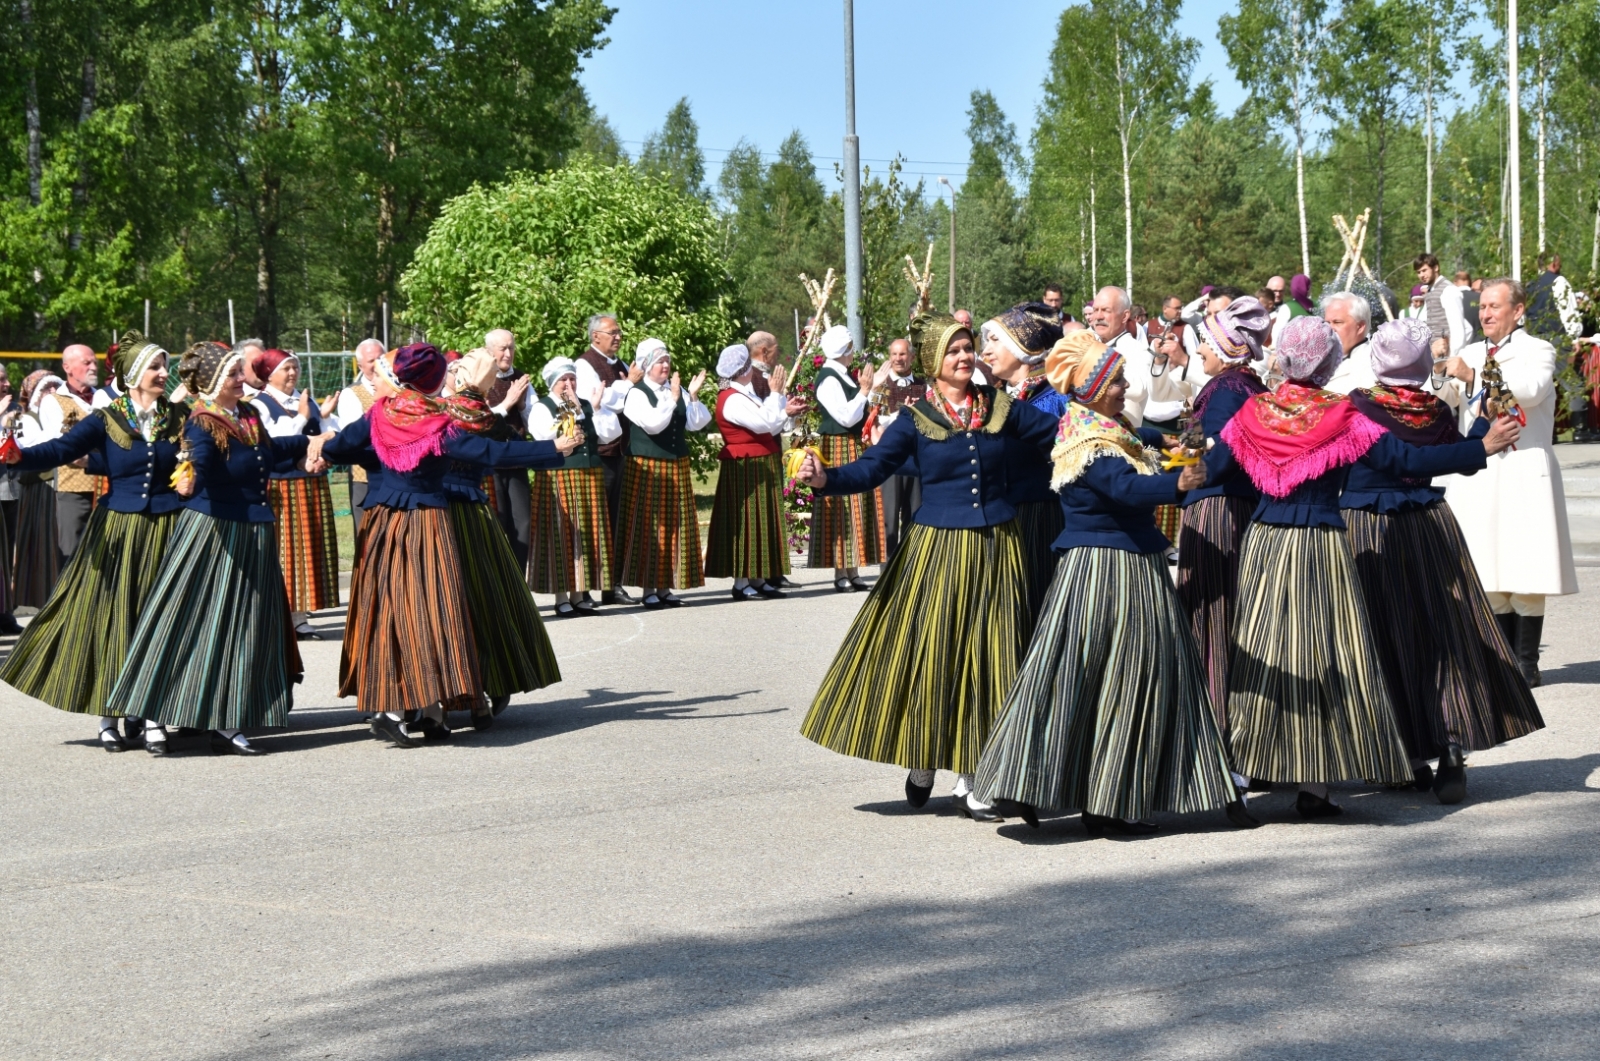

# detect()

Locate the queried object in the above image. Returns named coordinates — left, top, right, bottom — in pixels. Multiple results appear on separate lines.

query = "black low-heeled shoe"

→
left=1083, top=812, right=1158, bottom=836
left=573, top=600, right=598, bottom=615
left=662, top=595, right=685, bottom=608
left=1295, top=790, right=1343, bottom=818
left=833, top=579, right=853, bottom=593
left=952, top=793, right=1002, bottom=822
left=994, top=799, right=1040, bottom=828
left=1410, top=762, right=1435, bottom=792
left=554, top=601, right=577, bottom=618
left=729, top=586, right=761, bottom=602
left=756, top=583, right=786, bottom=599
left=490, top=695, right=510, bottom=716
left=413, top=717, right=452, bottom=742
left=371, top=714, right=419, bottom=748
left=1225, top=800, right=1261, bottom=829
left=145, top=739, right=170, bottom=756
left=641, top=595, right=665, bottom=610
left=848, top=577, right=870, bottom=591
left=210, top=733, right=265, bottom=756
left=471, top=710, right=494, bottom=731
left=1433, top=743, right=1467, bottom=805
left=99, top=729, right=127, bottom=753
left=905, top=773, right=933, bottom=809
left=1247, top=777, right=1274, bottom=794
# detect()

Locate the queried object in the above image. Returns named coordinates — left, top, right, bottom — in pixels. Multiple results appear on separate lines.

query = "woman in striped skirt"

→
left=808, top=324, right=886, bottom=592
left=104, top=342, right=312, bottom=756
left=436, top=349, right=561, bottom=720
left=0, top=335, right=187, bottom=752
left=250, top=348, right=339, bottom=639
left=1341, top=319, right=1542, bottom=804
left=1219, top=316, right=1520, bottom=817
left=794, top=312, right=1060, bottom=821
left=615, top=339, right=711, bottom=609
left=1173, top=298, right=1272, bottom=729
left=705, top=343, right=807, bottom=601
left=12, top=372, right=63, bottom=609
left=321, top=343, right=575, bottom=746
left=979, top=304, right=1067, bottom=624
left=974, top=332, right=1252, bottom=834
left=528, top=357, right=618, bottom=616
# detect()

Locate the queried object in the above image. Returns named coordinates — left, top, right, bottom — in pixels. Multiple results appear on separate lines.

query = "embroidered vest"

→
left=538, top=395, right=601, bottom=469
left=816, top=363, right=862, bottom=436
left=53, top=393, right=96, bottom=492
left=253, top=391, right=322, bottom=480
left=345, top=382, right=378, bottom=482
left=487, top=371, right=530, bottom=436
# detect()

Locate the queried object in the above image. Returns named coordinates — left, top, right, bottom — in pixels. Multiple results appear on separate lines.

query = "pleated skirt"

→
left=1013, top=498, right=1064, bottom=630
left=975, top=547, right=1235, bottom=817
left=528, top=466, right=613, bottom=594
left=106, top=510, right=302, bottom=730
left=1, top=507, right=176, bottom=715
left=1345, top=503, right=1543, bottom=757
left=267, top=475, right=340, bottom=612
left=806, top=434, right=885, bottom=569
left=1175, top=494, right=1255, bottom=730
left=449, top=499, right=560, bottom=698
left=12, top=477, right=59, bottom=608
left=799, top=520, right=1028, bottom=774
left=1226, top=523, right=1412, bottom=784
left=615, top=456, right=704, bottom=590
left=340, top=505, right=482, bottom=715
left=704, top=454, right=790, bottom=579
left=1153, top=504, right=1182, bottom=547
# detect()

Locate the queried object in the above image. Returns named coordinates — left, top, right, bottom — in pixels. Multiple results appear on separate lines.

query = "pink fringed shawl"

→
left=368, top=391, right=452, bottom=472
left=1221, top=382, right=1386, bottom=498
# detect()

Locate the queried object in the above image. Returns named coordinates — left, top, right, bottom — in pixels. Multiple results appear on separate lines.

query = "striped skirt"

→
left=1175, top=494, right=1255, bottom=730
left=450, top=499, right=560, bottom=697
left=976, top=547, right=1236, bottom=817
left=704, top=454, right=790, bottom=580
left=267, top=475, right=340, bottom=612
left=340, top=505, right=482, bottom=716
left=105, top=510, right=302, bottom=730
left=1013, top=498, right=1064, bottom=630
left=1226, top=523, right=1412, bottom=785
left=1, top=507, right=176, bottom=715
left=12, top=477, right=59, bottom=609
left=806, top=434, right=885, bottom=569
left=799, top=520, right=1029, bottom=774
left=1153, top=504, right=1182, bottom=547
left=528, top=466, right=613, bottom=594
left=1345, top=503, right=1543, bottom=757
left=615, top=456, right=704, bottom=590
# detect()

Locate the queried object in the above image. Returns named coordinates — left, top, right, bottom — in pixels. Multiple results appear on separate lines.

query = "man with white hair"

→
left=484, top=328, right=536, bottom=565
left=37, top=343, right=100, bottom=563
left=1089, top=285, right=1186, bottom=427
left=809, top=323, right=884, bottom=591
left=575, top=314, right=643, bottom=605
left=1322, top=292, right=1375, bottom=394
left=234, top=338, right=267, bottom=398
left=334, top=338, right=386, bottom=533
left=1431, top=277, right=1577, bottom=686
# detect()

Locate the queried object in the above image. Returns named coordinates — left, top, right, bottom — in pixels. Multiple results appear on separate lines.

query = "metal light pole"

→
left=938, top=176, right=956, bottom=312
left=1508, top=0, right=1522, bottom=281
left=842, top=0, right=864, bottom=350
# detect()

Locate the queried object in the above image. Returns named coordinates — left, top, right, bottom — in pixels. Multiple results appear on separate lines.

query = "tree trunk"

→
left=1536, top=49, right=1546, bottom=254
left=1089, top=161, right=1098, bottom=294
left=375, top=132, right=399, bottom=327
left=1114, top=36, right=1134, bottom=300
left=253, top=172, right=281, bottom=345
left=1424, top=17, right=1434, bottom=255
left=1295, top=139, right=1309, bottom=278
left=20, top=0, right=41, bottom=206
left=68, top=53, right=98, bottom=253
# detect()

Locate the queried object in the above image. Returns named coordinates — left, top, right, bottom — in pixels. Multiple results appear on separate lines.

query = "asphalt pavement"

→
left=2, top=519, right=1598, bottom=1059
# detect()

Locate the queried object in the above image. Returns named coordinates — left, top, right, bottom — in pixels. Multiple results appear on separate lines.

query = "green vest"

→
left=539, top=395, right=601, bottom=469
left=816, top=362, right=862, bottom=436
left=626, top=384, right=689, bottom=459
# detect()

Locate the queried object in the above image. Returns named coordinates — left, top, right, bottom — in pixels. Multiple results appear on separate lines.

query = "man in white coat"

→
left=1431, top=277, right=1577, bottom=686
left=1322, top=292, right=1375, bottom=394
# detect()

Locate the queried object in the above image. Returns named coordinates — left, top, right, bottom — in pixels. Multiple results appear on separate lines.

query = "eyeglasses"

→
left=596, top=329, right=621, bottom=338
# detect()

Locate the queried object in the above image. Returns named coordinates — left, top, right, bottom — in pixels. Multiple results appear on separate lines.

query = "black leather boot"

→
left=1433, top=742, right=1467, bottom=804
left=1515, top=615, right=1544, bottom=688
left=1494, top=611, right=1518, bottom=654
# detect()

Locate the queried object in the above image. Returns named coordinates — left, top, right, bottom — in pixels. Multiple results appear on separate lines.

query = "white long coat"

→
left=1431, top=327, right=1577, bottom=596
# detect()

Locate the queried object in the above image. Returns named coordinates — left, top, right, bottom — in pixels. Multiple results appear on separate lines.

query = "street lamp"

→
left=842, top=0, right=863, bottom=349
left=937, top=176, right=956, bottom=312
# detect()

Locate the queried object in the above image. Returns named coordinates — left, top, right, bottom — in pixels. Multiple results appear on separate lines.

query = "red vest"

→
left=715, top=388, right=781, bottom=459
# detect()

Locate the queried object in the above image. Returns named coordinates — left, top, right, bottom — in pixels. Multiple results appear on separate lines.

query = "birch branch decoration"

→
left=903, top=242, right=935, bottom=314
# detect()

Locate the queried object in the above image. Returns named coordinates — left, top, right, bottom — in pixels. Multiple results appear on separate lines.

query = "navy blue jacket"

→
left=1341, top=418, right=1489, bottom=514
left=820, top=389, right=1058, bottom=529
left=253, top=390, right=324, bottom=481
left=1187, top=381, right=1264, bottom=507
left=16, top=405, right=188, bottom=515
left=1005, top=380, right=1068, bottom=507
left=1225, top=432, right=1489, bottom=528
left=184, top=416, right=309, bottom=523
left=1054, top=424, right=1180, bottom=554
left=321, top=416, right=562, bottom=510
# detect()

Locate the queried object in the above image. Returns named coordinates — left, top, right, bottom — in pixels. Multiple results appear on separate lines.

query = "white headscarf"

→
left=716, top=344, right=751, bottom=382
left=635, top=338, right=670, bottom=374
left=541, top=357, right=578, bottom=390
left=820, top=324, right=854, bottom=364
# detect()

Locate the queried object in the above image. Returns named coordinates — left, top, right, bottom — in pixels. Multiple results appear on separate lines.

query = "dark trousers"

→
left=880, top=473, right=922, bottom=560
left=599, top=453, right=625, bottom=533
left=1, top=496, right=17, bottom=558
left=491, top=469, right=533, bottom=568
left=350, top=479, right=368, bottom=536
left=55, top=489, right=93, bottom=566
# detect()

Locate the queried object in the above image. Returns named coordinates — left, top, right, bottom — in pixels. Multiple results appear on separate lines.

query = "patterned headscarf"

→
left=635, top=338, right=670, bottom=374
left=908, top=312, right=972, bottom=379
left=1369, top=318, right=1434, bottom=387
left=114, top=330, right=168, bottom=390
left=179, top=341, right=243, bottom=401
left=391, top=342, right=447, bottom=394
left=22, top=371, right=63, bottom=414
left=981, top=302, right=1065, bottom=367
left=1276, top=316, right=1344, bottom=388
left=1044, top=331, right=1122, bottom=403
left=716, top=343, right=751, bottom=381
left=1201, top=296, right=1272, bottom=364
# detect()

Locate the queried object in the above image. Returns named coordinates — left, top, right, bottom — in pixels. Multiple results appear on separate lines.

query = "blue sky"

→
left=580, top=1, right=1253, bottom=190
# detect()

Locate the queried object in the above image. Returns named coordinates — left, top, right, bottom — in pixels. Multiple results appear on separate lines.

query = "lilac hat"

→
left=1201, top=295, right=1272, bottom=363
left=1410, top=284, right=1427, bottom=298
left=391, top=342, right=448, bottom=393
left=1277, top=316, right=1344, bottom=387
left=1370, top=318, right=1434, bottom=387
